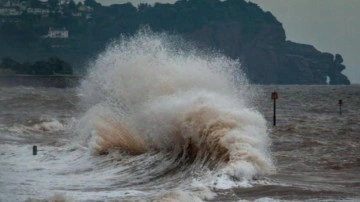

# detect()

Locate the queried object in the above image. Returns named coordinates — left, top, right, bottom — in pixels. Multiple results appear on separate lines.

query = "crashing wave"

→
left=77, top=29, right=274, bottom=189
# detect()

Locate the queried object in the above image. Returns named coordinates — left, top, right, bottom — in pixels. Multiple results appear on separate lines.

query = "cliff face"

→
left=184, top=21, right=285, bottom=84
left=0, top=0, right=350, bottom=84
left=281, top=42, right=350, bottom=85
left=184, top=22, right=350, bottom=85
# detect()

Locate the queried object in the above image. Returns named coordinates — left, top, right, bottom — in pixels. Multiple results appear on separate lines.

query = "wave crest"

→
left=95, top=117, right=148, bottom=155
left=78, top=29, right=274, bottom=183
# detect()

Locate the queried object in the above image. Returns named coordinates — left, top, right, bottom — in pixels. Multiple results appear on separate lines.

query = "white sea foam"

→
left=8, top=118, right=64, bottom=134
left=75, top=29, right=274, bottom=200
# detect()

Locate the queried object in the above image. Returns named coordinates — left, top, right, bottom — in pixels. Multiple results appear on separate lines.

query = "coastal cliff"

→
left=184, top=22, right=350, bottom=85
left=0, top=0, right=350, bottom=84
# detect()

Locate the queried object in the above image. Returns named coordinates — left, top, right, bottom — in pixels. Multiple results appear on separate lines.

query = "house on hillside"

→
left=0, top=0, right=27, bottom=11
left=71, top=12, right=82, bottom=17
left=1, top=0, right=25, bottom=9
left=26, top=7, right=50, bottom=16
left=1, top=0, right=18, bottom=7
left=45, top=27, right=69, bottom=39
left=78, top=5, right=93, bottom=13
left=0, top=7, right=21, bottom=16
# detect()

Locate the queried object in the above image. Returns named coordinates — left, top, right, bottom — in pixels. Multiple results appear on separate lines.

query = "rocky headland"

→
left=184, top=21, right=350, bottom=85
left=0, top=0, right=350, bottom=84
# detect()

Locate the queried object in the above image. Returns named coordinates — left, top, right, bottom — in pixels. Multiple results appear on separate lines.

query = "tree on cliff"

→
left=48, top=0, right=60, bottom=9
left=0, top=57, right=73, bottom=75
left=29, top=57, right=73, bottom=75
left=0, top=0, right=350, bottom=84
left=84, top=0, right=101, bottom=8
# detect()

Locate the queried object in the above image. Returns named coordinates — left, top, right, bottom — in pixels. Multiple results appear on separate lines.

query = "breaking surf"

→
left=76, top=29, right=274, bottom=200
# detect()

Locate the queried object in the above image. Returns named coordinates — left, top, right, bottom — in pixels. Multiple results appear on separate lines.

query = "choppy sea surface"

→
left=0, top=85, right=358, bottom=202
left=0, top=32, right=359, bottom=202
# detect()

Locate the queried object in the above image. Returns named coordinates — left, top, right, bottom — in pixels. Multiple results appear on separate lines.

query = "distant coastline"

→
left=1, top=75, right=355, bottom=89
left=0, top=0, right=351, bottom=84
left=0, top=75, right=81, bottom=88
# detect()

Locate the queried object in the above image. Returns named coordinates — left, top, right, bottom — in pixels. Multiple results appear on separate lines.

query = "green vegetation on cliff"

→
left=0, top=0, right=350, bottom=84
left=0, top=57, right=73, bottom=75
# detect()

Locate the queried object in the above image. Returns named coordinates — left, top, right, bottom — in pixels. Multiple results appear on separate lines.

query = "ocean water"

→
left=0, top=32, right=359, bottom=202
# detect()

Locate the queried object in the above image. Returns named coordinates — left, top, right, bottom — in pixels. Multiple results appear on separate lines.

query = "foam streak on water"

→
left=76, top=30, right=274, bottom=200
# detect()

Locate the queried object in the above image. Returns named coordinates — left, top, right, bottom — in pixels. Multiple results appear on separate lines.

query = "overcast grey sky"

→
left=248, top=0, right=360, bottom=84
left=90, top=0, right=360, bottom=83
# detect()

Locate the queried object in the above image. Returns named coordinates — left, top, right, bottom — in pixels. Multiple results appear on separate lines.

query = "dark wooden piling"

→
left=338, top=99, right=343, bottom=116
left=271, top=92, right=278, bottom=126
left=33, top=145, right=37, bottom=155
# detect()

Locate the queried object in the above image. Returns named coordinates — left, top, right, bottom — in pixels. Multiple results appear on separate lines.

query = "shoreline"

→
left=0, top=75, right=81, bottom=88
left=0, top=75, right=356, bottom=88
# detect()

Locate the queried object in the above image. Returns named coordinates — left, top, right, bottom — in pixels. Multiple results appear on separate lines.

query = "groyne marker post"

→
left=338, top=100, right=343, bottom=116
left=271, top=92, right=278, bottom=126
left=33, top=145, right=37, bottom=155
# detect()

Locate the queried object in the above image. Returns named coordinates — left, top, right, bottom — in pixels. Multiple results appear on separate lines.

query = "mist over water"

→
left=76, top=30, right=274, bottom=200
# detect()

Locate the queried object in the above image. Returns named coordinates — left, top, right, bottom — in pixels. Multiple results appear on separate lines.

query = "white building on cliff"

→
left=0, top=7, right=21, bottom=16
left=45, top=27, right=69, bottom=39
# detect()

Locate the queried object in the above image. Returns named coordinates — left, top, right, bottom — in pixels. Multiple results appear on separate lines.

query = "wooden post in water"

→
left=33, top=145, right=37, bottom=155
left=271, top=92, right=278, bottom=126
left=338, top=99, right=343, bottom=116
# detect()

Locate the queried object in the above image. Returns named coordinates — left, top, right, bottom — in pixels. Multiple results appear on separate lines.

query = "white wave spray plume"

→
left=77, top=29, right=274, bottom=199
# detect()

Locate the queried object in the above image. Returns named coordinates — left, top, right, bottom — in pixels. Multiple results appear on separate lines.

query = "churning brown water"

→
left=0, top=31, right=359, bottom=202
left=0, top=85, right=359, bottom=202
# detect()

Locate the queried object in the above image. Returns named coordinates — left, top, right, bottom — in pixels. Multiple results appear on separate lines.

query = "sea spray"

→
left=77, top=29, right=274, bottom=199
